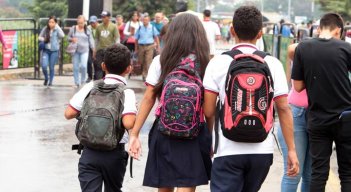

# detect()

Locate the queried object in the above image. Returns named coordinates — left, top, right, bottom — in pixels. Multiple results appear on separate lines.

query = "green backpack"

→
left=75, top=80, right=125, bottom=151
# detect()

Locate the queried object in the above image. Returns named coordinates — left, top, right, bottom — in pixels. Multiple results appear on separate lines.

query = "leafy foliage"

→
left=22, top=0, right=68, bottom=19
left=113, top=0, right=177, bottom=19
left=317, top=0, right=351, bottom=20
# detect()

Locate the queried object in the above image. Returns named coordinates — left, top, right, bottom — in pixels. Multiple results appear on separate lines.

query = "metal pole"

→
left=197, top=0, right=200, bottom=12
left=261, top=0, right=264, bottom=13
left=83, top=0, right=90, bottom=19
left=288, top=0, right=291, bottom=21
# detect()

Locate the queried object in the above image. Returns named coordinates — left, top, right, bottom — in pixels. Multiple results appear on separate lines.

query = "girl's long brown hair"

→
left=44, top=16, right=57, bottom=43
left=154, top=13, right=210, bottom=97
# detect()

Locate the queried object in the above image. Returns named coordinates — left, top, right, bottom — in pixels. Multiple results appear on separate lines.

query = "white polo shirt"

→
left=145, top=55, right=162, bottom=87
left=203, top=43, right=288, bottom=157
left=69, top=74, right=138, bottom=144
left=202, top=20, right=221, bottom=55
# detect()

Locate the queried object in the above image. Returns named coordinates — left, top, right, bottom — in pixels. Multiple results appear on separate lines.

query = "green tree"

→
left=22, top=0, right=67, bottom=19
left=0, top=7, right=24, bottom=18
left=113, top=0, right=177, bottom=20
left=317, top=0, right=351, bottom=20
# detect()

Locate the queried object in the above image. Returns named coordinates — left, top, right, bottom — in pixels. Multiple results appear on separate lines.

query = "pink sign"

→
left=2, top=31, right=18, bottom=69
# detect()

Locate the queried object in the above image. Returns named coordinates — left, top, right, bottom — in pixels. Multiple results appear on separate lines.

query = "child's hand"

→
left=287, top=150, right=300, bottom=177
left=128, top=135, right=142, bottom=160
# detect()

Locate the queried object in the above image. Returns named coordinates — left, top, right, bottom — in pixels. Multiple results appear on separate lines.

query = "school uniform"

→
left=69, top=74, right=137, bottom=192
left=143, top=55, right=212, bottom=188
left=203, top=44, right=289, bottom=192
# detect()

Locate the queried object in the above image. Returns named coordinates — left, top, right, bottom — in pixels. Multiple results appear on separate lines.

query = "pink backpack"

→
left=155, top=54, right=204, bottom=139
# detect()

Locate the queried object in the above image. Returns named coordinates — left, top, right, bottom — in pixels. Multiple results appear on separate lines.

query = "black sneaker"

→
left=48, top=83, right=52, bottom=86
left=86, top=78, right=91, bottom=83
left=43, top=80, right=48, bottom=86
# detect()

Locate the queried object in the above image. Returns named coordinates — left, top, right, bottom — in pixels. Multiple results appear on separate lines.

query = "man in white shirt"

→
left=202, top=9, right=221, bottom=58
left=203, top=6, right=299, bottom=192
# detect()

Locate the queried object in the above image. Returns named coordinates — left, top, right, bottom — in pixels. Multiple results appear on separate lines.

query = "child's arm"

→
left=204, top=92, right=217, bottom=133
left=64, top=105, right=79, bottom=120
left=121, top=89, right=138, bottom=130
left=64, top=83, right=94, bottom=120
left=122, top=115, right=136, bottom=130
left=129, top=86, right=157, bottom=160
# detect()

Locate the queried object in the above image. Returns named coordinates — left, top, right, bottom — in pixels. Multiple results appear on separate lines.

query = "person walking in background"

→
left=202, top=9, right=221, bottom=58
left=116, top=15, right=126, bottom=44
left=292, top=13, right=351, bottom=192
left=278, top=43, right=311, bottom=192
left=95, top=11, right=120, bottom=51
left=86, top=15, right=99, bottom=82
left=123, top=11, right=142, bottom=52
left=0, top=25, right=7, bottom=50
left=95, top=11, right=119, bottom=80
left=68, top=15, right=95, bottom=88
left=151, top=12, right=164, bottom=34
left=128, top=13, right=211, bottom=192
left=39, top=16, right=64, bottom=86
left=134, top=13, right=159, bottom=81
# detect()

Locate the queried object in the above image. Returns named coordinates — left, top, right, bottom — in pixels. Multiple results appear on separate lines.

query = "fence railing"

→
left=1, top=18, right=350, bottom=79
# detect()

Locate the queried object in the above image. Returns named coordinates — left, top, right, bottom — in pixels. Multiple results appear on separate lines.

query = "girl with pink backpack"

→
left=128, top=13, right=212, bottom=192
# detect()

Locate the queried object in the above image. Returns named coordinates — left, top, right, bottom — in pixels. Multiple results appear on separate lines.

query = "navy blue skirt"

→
left=143, top=119, right=212, bottom=188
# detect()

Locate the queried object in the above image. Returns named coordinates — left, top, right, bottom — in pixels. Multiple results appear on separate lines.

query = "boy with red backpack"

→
left=203, top=6, right=299, bottom=191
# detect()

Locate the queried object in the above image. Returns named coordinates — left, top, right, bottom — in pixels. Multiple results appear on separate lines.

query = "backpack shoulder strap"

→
left=93, top=79, right=105, bottom=87
left=222, top=49, right=243, bottom=58
left=252, top=50, right=269, bottom=59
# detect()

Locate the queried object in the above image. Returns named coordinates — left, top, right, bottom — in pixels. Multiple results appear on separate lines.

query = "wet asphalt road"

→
left=0, top=84, right=82, bottom=191
left=0, top=78, right=162, bottom=192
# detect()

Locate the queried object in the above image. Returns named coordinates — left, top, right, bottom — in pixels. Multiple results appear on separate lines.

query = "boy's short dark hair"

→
left=103, top=44, right=131, bottom=75
left=233, top=6, right=262, bottom=41
left=203, top=9, right=211, bottom=17
left=320, top=13, right=344, bottom=31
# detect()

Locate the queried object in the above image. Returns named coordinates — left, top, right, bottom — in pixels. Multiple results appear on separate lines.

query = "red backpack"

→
left=214, top=49, right=274, bottom=151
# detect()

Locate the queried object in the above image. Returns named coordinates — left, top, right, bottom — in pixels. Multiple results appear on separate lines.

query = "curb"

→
left=0, top=64, right=74, bottom=81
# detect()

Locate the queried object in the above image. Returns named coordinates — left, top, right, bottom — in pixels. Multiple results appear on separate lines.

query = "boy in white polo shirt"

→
left=203, top=6, right=299, bottom=192
left=64, top=44, right=137, bottom=192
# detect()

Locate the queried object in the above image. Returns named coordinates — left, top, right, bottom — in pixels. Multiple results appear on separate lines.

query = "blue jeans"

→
left=72, top=52, right=89, bottom=86
left=278, top=104, right=312, bottom=192
left=42, top=50, right=59, bottom=84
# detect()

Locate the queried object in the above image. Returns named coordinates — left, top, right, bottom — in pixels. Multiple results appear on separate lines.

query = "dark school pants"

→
left=308, top=121, right=351, bottom=192
left=211, top=154, right=273, bottom=192
left=78, top=145, right=128, bottom=192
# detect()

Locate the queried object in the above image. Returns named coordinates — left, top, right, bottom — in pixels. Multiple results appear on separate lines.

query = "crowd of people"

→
left=61, top=5, right=351, bottom=192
